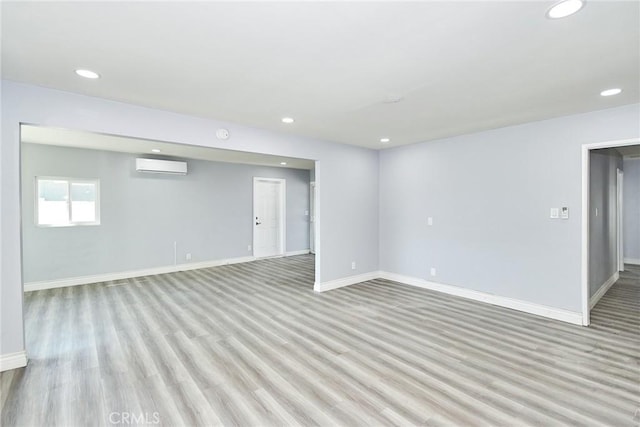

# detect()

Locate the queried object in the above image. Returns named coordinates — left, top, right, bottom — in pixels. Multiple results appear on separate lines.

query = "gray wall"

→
left=21, top=143, right=311, bottom=283
left=623, top=157, right=640, bottom=262
left=588, top=149, right=622, bottom=297
left=2, top=81, right=380, bottom=357
left=0, top=79, right=638, bottom=360
left=379, top=104, right=640, bottom=313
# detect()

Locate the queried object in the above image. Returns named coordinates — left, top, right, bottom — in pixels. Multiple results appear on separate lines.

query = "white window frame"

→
left=35, top=176, right=101, bottom=227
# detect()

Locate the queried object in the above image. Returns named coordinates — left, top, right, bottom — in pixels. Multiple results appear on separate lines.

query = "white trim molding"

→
left=25, top=256, right=254, bottom=291
left=590, top=271, right=619, bottom=309
left=314, top=270, right=583, bottom=325
left=379, top=272, right=583, bottom=325
left=0, top=351, right=27, bottom=372
left=286, top=249, right=311, bottom=257
left=314, top=271, right=381, bottom=292
left=24, top=252, right=310, bottom=292
left=624, top=258, right=640, bottom=265
left=26, top=250, right=588, bottom=326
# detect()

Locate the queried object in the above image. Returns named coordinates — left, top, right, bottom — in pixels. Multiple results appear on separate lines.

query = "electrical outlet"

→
left=305, top=210, right=309, bottom=216
left=430, top=267, right=436, bottom=277
left=186, top=253, right=192, bottom=261
left=351, top=261, right=356, bottom=270
left=248, top=245, right=252, bottom=251
left=427, top=217, right=433, bottom=226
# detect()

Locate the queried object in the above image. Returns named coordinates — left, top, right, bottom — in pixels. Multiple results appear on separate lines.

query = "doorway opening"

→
left=19, top=124, right=320, bottom=294
left=582, top=138, right=640, bottom=325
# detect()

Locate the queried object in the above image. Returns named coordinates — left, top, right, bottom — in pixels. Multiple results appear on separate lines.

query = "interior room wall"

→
left=1, top=81, right=379, bottom=358
left=379, top=104, right=640, bottom=314
left=588, top=149, right=622, bottom=297
left=21, top=143, right=311, bottom=283
left=1, top=79, right=638, bottom=360
left=623, top=157, right=640, bottom=264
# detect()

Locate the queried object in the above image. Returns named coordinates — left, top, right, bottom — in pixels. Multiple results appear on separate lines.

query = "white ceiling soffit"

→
left=20, top=125, right=314, bottom=170
left=3, top=2, right=639, bottom=149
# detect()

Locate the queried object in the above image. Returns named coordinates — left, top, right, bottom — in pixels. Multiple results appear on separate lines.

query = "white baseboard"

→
left=590, top=271, right=619, bottom=309
left=286, top=249, right=311, bottom=256
left=314, top=271, right=381, bottom=292
left=0, top=351, right=27, bottom=372
left=24, top=256, right=255, bottom=292
left=379, top=271, right=583, bottom=325
left=24, top=252, right=585, bottom=325
left=624, top=258, right=640, bottom=265
left=314, top=270, right=582, bottom=325
left=24, top=252, right=312, bottom=292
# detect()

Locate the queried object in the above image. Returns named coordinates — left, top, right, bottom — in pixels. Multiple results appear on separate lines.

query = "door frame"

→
left=581, top=137, right=639, bottom=326
left=310, top=181, right=316, bottom=254
left=253, top=177, right=286, bottom=258
left=616, top=168, right=624, bottom=272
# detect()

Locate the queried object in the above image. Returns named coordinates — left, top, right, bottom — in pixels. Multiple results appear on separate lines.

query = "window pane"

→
left=70, top=182, right=97, bottom=222
left=38, top=180, right=69, bottom=225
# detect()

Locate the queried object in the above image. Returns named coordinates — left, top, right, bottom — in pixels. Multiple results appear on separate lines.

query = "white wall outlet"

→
left=305, top=210, right=309, bottom=216
left=550, top=208, right=559, bottom=219
left=248, top=244, right=252, bottom=251
left=186, top=253, right=192, bottom=261
left=595, top=208, right=598, bottom=217
left=427, top=217, right=433, bottom=226
left=561, top=207, right=569, bottom=219
left=430, top=267, right=436, bottom=277
left=351, top=261, right=356, bottom=270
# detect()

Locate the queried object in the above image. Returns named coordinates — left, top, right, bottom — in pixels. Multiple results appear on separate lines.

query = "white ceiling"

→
left=21, top=125, right=315, bottom=170
left=2, top=1, right=639, bottom=149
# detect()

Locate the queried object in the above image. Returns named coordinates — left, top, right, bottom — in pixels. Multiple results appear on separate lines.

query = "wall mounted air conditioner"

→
left=136, top=158, right=188, bottom=175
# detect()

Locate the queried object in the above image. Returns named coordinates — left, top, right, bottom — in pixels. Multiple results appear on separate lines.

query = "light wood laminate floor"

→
left=1, top=256, right=638, bottom=426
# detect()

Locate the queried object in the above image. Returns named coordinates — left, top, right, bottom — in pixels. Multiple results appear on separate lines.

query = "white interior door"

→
left=253, top=178, right=285, bottom=258
left=310, top=181, right=316, bottom=254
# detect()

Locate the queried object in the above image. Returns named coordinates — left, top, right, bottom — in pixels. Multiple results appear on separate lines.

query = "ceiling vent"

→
left=136, top=158, right=187, bottom=175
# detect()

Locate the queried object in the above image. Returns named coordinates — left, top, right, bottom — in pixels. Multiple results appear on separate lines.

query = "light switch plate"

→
left=427, top=217, right=433, bottom=226
left=561, top=207, right=569, bottom=219
left=550, top=208, right=559, bottom=219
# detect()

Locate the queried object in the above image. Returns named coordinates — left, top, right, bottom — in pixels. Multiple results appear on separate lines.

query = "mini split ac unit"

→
left=135, top=158, right=188, bottom=175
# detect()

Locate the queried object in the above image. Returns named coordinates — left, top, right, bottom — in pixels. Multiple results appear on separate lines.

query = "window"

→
left=36, top=177, right=100, bottom=226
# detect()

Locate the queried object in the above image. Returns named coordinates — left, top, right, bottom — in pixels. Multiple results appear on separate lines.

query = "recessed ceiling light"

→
left=280, top=162, right=287, bottom=166
left=281, top=117, right=294, bottom=124
left=380, top=138, right=390, bottom=143
left=151, top=149, right=161, bottom=153
left=546, top=0, right=585, bottom=19
left=75, top=69, right=100, bottom=79
left=600, top=88, right=622, bottom=97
